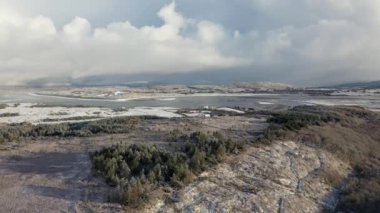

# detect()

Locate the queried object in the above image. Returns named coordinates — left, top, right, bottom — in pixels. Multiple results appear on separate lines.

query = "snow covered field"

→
left=0, top=103, right=181, bottom=124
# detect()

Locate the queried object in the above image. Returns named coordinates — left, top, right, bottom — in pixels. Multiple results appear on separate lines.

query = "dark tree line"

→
left=0, top=117, right=140, bottom=143
left=0, top=113, right=19, bottom=117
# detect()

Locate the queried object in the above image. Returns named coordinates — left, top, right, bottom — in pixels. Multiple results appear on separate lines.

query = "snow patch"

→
left=257, top=101, right=274, bottom=105
left=216, top=107, right=244, bottom=114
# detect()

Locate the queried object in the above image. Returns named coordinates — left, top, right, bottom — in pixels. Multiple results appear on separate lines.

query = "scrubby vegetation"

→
left=268, top=111, right=335, bottom=131
left=267, top=106, right=380, bottom=213
left=89, top=106, right=380, bottom=209
left=258, top=106, right=372, bottom=143
left=41, top=116, right=101, bottom=122
left=0, top=113, right=20, bottom=117
left=0, top=116, right=140, bottom=143
left=335, top=161, right=380, bottom=213
left=1, top=104, right=376, bottom=211
left=112, top=108, right=129, bottom=112
left=48, top=112, right=69, bottom=116
left=91, top=131, right=245, bottom=207
left=30, top=104, right=97, bottom=108
left=257, top=108, right=335, bottom=143
left=0, top=104, right=8, bottom=109
left=252, top=106, right=380, bottom=212
left=166, top=129, right=186, bottom=142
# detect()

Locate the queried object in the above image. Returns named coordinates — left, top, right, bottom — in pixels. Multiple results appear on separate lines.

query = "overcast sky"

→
left=0, top=0, right=380, bottom=86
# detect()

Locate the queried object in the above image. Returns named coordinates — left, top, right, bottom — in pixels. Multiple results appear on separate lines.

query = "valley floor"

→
left=0, top=107, right=378, bottom=213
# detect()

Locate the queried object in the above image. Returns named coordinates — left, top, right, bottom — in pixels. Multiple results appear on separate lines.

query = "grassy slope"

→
left=289, top=112, right=380, bottom=212
left=90, top=106, right=379, bottom=211
left=267, top=106, right=380, bottom=212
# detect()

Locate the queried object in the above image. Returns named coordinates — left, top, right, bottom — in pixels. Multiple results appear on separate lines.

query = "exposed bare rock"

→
left=155, top=140, right=351, bottom=212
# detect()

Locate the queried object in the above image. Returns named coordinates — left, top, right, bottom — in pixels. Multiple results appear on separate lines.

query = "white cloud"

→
left=197, top=21, right=225, bottom=44
left=1, top=0, right=380, bottom=85
left=158, top=2, right=185, bottom=29
left=0, top=2, right=243, bottom=85
left=231, top=0, right=380, bottom=84
left=63, top=17, right=91, bottom=41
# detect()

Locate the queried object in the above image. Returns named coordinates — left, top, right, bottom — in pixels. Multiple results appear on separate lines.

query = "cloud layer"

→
left=0, top=2, right=244, bottom=85
left=0, top=0, right=380, bottom=86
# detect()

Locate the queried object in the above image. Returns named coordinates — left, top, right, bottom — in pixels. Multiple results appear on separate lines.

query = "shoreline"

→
left=31, top=92, right=281, bottom=102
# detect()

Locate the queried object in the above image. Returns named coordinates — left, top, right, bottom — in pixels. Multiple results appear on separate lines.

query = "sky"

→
left=0, top=0, right=380, bottom=86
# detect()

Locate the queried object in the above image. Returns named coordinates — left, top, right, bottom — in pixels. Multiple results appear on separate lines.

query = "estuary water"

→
left=0, top=88, right=379, bottom=111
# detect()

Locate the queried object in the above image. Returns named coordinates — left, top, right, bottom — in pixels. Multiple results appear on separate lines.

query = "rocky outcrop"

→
left=155, top=140, right=351, bottom=212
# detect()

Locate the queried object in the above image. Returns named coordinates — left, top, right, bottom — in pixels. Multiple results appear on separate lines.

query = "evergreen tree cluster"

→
left=90, top=131, right=245, bottom=207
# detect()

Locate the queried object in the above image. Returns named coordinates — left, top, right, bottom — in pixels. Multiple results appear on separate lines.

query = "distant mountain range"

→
left=330, top=81, right=380, bottom=89
left=23, top=69, right=286, bottom=87
left=23, top=72, right=380, bottom=90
